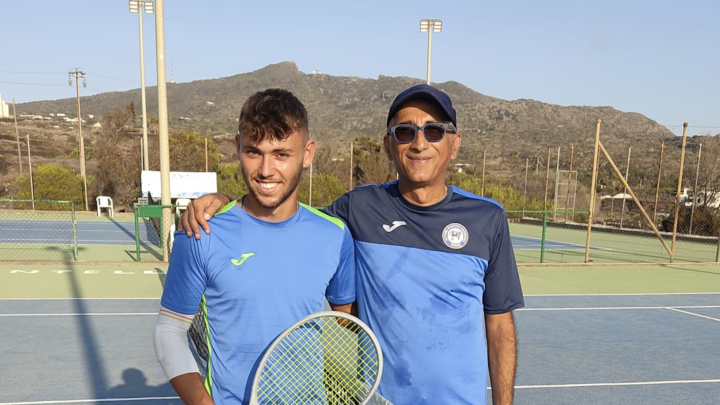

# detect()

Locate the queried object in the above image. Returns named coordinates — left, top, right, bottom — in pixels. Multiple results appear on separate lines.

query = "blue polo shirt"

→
left=324, top=182, right=524, bottom=405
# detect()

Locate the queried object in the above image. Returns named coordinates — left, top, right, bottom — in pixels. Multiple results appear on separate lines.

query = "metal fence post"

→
left=540, top=211, right=548, bottom=263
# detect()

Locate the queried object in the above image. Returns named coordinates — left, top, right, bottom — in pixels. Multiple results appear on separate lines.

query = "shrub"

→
left=9, top=164, right=85, bottom=210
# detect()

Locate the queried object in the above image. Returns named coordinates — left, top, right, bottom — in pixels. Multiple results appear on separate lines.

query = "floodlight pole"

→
left=426, top=26, right=432, bottom=84
left=155, top=0, right=172, bottom=261
left=130, top=0, right=153, bottom=171
left=420, top=19, right=442, bottom=85
left=69, top=68, right=89, bottom=211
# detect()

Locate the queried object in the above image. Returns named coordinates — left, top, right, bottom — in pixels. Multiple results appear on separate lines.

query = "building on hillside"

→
left=0, top=94, right=9, bottom=118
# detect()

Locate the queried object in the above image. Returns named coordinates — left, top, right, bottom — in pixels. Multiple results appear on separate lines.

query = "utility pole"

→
left=68, top=69, right=89, bottom=211
left=155, top=0, right=172, bottom=261
left=12, top=99, right=22, bottom=175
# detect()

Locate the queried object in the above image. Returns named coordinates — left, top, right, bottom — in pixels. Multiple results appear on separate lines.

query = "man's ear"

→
left=235, top=133, right=242, bottom=158
left=383, top=135, right=393, bottom=161
left=450, top=133, right=462, bottom=160
left=303, top=139, right=316, bottom=168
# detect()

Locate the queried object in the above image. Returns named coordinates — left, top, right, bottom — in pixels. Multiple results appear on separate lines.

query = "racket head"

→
left=250, top=311, right=383, bottom=405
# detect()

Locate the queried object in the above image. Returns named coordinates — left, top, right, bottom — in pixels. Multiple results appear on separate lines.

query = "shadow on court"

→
left=57, top=248, right=176, bottom=403
left=105, top=368, right=180, bottom=404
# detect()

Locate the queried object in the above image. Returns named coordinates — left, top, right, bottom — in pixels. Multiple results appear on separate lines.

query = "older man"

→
left=180, top=84, right=524, bottom=405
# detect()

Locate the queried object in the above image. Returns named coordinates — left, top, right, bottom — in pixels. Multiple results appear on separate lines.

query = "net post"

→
left=71, top=201, right=78, bottom=260
left=585, top=119, right=601, bottom=263
left=540, top=211, right=547, bottom=263
left=134, top=204, right=142, bottom=262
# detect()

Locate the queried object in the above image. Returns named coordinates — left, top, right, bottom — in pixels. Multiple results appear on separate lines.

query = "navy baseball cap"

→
left=386, top=84, right=457, bottom=127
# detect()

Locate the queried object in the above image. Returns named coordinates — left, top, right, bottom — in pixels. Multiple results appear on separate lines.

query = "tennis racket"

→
left=249, top=311, right=388, bottom=405
left=187, top=298, right=209, bottom=367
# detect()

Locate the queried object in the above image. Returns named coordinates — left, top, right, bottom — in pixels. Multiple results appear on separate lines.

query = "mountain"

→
left=8, top=61, right=680, bottom=181
left=16, top=61, right=673, bottom=139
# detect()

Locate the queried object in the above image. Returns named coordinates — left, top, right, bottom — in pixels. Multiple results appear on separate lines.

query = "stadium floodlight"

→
left=130, top=0, right=153, bottom=171
left=419, top=19, right=442, bottom=84
left=130, top=0, right=154, bottom=13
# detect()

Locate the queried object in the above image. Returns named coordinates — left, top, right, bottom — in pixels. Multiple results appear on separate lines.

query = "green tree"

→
left=9, top=164, right=84, bottom=210
left=352, top=137, right=395, bottom=186
left=446, top=171, right=544, bottom=217
left=169, top=131, right=222, bottom=172
left=298, top=174, right=347, bottom=208
left=93, top=103, right=140, bottom=208
left=216, top=163, right=248, bottom=200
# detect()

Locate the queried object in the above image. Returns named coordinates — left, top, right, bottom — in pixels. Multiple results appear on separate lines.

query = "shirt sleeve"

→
left=325, top=224, right=356, bottom=305
left=161, top=230, right=209, bottom=315
left=483, top=210, right=525, bottom=314
left=322, top=191, right=352, bottom=223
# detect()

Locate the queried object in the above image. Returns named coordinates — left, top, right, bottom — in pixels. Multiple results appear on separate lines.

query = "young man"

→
left=180, top=84, right=524, bottom=405
left=154, top=89, right=356, bottom=405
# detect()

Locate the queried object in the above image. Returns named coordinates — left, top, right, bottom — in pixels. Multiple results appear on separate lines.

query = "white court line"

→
left=510, top=378, right=720, bottom=389
left=665, top=307, right=720, bottom=323
left=0, top=298, right=159, bottom=300
left=518, top=305, right=720, bottom=311
left=525, top=292, right=720, bottom=297
left=1, top=238, right=142, bottom=243
left=0, top=397, right=178, bottom=405
left=0, top=313, right=157, bottom=317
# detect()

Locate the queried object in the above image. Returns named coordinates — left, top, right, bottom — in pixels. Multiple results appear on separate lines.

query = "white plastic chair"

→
left=175, top=198, right=191, bottom=216
left=96, top=196, right=114, bottom=217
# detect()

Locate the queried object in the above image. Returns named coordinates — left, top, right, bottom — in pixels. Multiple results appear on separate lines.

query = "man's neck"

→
left=397, top=181, right=448, bottom=207
left=239, top=195, right=300, bottom=222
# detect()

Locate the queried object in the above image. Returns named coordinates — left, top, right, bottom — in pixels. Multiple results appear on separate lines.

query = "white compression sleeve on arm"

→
left=153, top=306, right=200, bottom=380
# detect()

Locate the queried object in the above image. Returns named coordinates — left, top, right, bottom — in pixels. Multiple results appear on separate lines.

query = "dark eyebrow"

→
left=242, top=145, right=294, bottom=154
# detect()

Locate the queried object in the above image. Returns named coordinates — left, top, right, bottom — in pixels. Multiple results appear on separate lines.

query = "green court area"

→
left=1, top=262, right=719, bottom=299
left=509, top=222, right=719, bottom=264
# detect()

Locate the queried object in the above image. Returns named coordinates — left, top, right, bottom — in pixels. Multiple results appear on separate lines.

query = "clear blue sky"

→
left=2, top=0, right=718, bottom=136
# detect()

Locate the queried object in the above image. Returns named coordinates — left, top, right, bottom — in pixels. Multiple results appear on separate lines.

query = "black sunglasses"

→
left=387, top=123, right=457, bottom=144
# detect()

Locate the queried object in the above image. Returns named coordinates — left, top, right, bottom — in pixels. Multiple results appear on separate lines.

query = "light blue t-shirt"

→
left=160, top=202, right=356, bottom=405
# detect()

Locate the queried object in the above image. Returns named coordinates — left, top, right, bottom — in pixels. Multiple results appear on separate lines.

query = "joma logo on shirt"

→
left=231, top=252, right=255, bottom=266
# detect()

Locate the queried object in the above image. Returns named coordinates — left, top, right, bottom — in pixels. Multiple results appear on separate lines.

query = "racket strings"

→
left=255, top=316, right=381, bottom=405
left=258, top=325, right=326, bottom=403
left=188, top=302, right=209, bottom=362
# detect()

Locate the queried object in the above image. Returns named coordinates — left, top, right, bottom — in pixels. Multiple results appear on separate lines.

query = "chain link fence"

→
left=0, top=199, right=78, bottom=261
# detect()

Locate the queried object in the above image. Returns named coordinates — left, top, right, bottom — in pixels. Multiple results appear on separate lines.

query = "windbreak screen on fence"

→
left=506, top=210, right=719, bottom=264
left=0, top=199, right=78, bottom=261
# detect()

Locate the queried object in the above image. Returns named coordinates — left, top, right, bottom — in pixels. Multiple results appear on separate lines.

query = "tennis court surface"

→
left=1, top=262, right=718, bottom=404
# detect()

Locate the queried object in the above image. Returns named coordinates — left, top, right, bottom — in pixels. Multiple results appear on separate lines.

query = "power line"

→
left=664, top=124, right=720, bottom=129
left=0, top=81, right=68, bottom=87
left=86, top=73, right=138, bottom=84
left=0, top=70, right=66, bottom=75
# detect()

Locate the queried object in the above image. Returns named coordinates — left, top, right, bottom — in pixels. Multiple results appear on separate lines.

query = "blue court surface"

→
left=0, top=219, right=160, bottom=246
left=1, top=294, right=718, bottom=404
left=1, top=219, right=586, bottom=251
left=511, top=235, right=590, bottom=251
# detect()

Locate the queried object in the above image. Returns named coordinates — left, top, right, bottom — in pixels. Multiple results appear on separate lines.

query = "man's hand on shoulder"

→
left=178, top=193, right=231, bottom=239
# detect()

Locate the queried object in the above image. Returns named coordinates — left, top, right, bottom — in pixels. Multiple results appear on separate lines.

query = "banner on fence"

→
left=141, top=171, right=217, bottom=199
